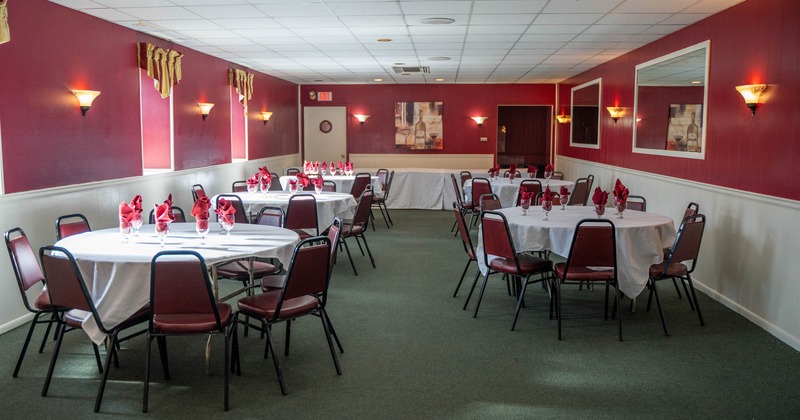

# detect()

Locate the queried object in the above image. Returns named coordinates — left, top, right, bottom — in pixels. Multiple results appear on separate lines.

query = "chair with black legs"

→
left=191, top=184, right=206, bottom=201
left=349, top=172, right=372, bottom=201
left=285, top=167, right=301, bottom=176
left=39, top=246, right=148, bottom=413
left=553, top=219, right=621, bottom=341
left=285, top=194, right=319, bottom=239
left=551, top=171, right=565, bottom=180
left=269, top=173, right=284, bottom=191
left=567, top=176, right=594, bottom=206
left=236, top=236, right=341, bottom=396
left=450, top=173, right=474, bottom=234
left=322, top=180, right=337, bottom=192
left=254, top=206, right=284, bottom=227
left=232, top=180, right=248, bottom=193
left=467, top=178, right=492, bottom=228
left=55, top=213, right=91, bottom=240
left=214, top=194, right=249, bottom=224
left=647, top=213, right=707, bottom=337
left=143, top=250, right=238, bottom=412
left=626, top=195, right=647, bottom=211
left=148, top=206, right=187, bottom=224
left=515, top=179, right=543, bottom=206
left=451, top=204, right=480, bottom=299
left=371, top=170, right=394, bottom=229
left=340, top=189, right=375, bottom=275
left=5, top=228, right=60, bottom=378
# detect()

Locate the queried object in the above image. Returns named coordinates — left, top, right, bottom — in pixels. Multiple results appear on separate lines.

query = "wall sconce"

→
left=606, top=107, right=624, bottom=124
left=471, top=116, right=488, bottom=127
left=735, top=84, right=767, bottom=115
left=555, top=114, right=571, bottom=124
left=71, top=89, right=101, bottom=116
left=354, top=114, right=370, bottom=125
left=198, top=103, right=214, bottom=120
left=261, top=111, right=273, bottom=125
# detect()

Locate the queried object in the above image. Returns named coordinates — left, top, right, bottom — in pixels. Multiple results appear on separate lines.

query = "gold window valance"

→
left=138, top=42, right=183, bottom=99
left=229, top=68, right=254, bottom=111
left=0, top=0, right=10, bottom=45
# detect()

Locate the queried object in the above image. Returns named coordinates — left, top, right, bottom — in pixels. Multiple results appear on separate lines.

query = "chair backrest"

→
left=269, top=173, right=283, bottom=191
left=666, top=214, right=706, bottom=273
left=459, top=171, right=472, bottom=188
left=683, top=202, right=700, bottom=220
left=471, top=178, right=492, bottom=207
left=480, top=193, right=502, bottom=212
left=191, top=184, right=206, bottom=201
left=215, top=194, right=248, bottom=224
left=285, top=167, right=301, bottom=176
left=563, top=219, right=617, bottom=273
left=322, top=180, right=337, bottom=192
left=626, top=195, right=647, bottom=212
left=503, top=170, right=522, bottom=178
left=516, top=180, right=543, bottom=206
left=350, top=172, right=371, bottom=199
left=480, top=211, right=517, bottom=265
left=452, top=203, right=475, bottom=261
left=55, top=214, right=91, bottom=241
left=551, top=171, right=565, bottom=180
left=381, top=170, right=395, bottom=199
left=326, top=219, right=342, bottom=278
left=232, top=180, right=247, bottom=193
left=5, top=228, right=45, bottom=310
left=148, top=206, right=187, bottom=224
left=254, top=206, right=284, bottom=227
left=352, top=189, right=374, bottom=228
left=150, top=251, right=224, bottom=333
left=568, top=177, right=591, bottom=206
left=285, top=194, right=319, bottom=234
left=376, top=169, right=390, bottom=191
left=534, top=191, right=562, bottom=206
left=450, top=173, right=465, bottom=207
left=275, top=237, right=331, bottom=319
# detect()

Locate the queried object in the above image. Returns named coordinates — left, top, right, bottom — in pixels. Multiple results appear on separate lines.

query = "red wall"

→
left=558, top=0, right=800, bottom=200
left=141, top=69, right=172, bottom=169
left=248, top=72, right=300, bottom=159
left=299, top=84, right=556, bottom=159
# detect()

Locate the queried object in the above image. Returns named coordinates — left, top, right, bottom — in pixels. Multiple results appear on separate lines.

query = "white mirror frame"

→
left=633, top=40, right=710, bottom=159
left=570, top=78, right=602, bottom=150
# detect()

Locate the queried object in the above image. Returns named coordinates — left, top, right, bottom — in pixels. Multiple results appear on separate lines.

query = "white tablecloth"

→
left=463, top=178, right=575, bottom=208
left=55, top=223, right=300, bottom=344
left=278, top=175, right=382, bottom=196
left=212, top=192, right=357, bottom=230
left=476, top=206, right=676, bottom=298
left=353, top=168, right=487, bottom=210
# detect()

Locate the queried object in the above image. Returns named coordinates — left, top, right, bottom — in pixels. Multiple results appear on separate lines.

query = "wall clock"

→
left=319, top=120, right=332, bottom=133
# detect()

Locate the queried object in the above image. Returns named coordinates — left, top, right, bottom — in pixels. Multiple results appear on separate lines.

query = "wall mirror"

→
left=633, top=40, right=710, bottom=159
left=570, top=78, right=601, bottom=149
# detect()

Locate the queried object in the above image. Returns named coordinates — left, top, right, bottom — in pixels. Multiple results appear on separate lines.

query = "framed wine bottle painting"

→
left=666, top=103, right=703, bottom=152
left=394, top=102, right=444, bottom=150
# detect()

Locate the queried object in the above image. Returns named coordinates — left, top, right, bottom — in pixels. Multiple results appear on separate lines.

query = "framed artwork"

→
left=666, top=104, right=703, bottom=152
left=394, top=102, right=443, bottom=150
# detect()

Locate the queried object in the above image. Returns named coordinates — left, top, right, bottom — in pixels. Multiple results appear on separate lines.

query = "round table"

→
left=55, top=223, right=300, bottom=344
left=278, top=175, right=382, bottom=195
left=476, top=206, right=676, bottom=298
left=213, top=191, right=358, bottom=231
left=464, top=177, right=575, bottom=208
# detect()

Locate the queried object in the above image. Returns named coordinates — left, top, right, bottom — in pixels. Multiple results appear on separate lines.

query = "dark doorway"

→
left=496, top=105, right=551, bottom=167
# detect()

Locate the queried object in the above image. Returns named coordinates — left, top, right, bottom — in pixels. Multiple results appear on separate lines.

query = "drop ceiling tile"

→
left=253, top=3, right=333, bottom=17
left=302, top=36, right=361, bottom=45
left=214, top=17, right=283, bottom=29
left=413, top=35, right=464, bottom=44
left=117, top=7, right=203, bottom=20
left=348, top=27, right=411, bottom=36
left=519, top=34, right=577, bottom=43
left=617, top=0, right=698, bottom=13
left=79, top=8, right=139, bottom=21
left=403, top=14, right=470, bottom=26
left=340, top=15, right=408, bottom=26
left=583, top=24, right=653, bottom=35
left=325, top=2, right=403, bottom=15
left=145, top=19, right=222, bottom=31
left=49, top=0, right=103, bottom=8
left=176, top=29, right=242, bottom=39
left=235, top=28, right=296, bottom=38
left=465, top=34, right=522, bottom=43
left=597, top=13, right=671, bottom=25
left=534, top=14, right=603, bottom=25
left=472, top=0, right=547, bottom=14
left=399, top=1, right=473, bottom=15
left=684, top=0, right=745, bottom=13
left=199, top=37, right=258, bottom=46
left=641, top=24, right=687, bottom=35
left=93, top=0, right=173, bottom=6
left=659, top=14, right=711, bottom=24
left=525, top=24, right=589, bottom=34
left=172, top=0, right=249, bottom=5
left=468, top=25, right=528, bottom=35
left=571, top=33, right=632, bottom=42
left=274, top=17, right=345, bottom=28
left=469, top=14, right=537, bottom=25
left=408, top=26, right=467, bottom=36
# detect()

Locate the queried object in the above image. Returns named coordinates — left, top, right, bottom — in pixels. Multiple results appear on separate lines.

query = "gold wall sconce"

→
left=470, top=116, right=488, bottom=127
left=606, top=107, right=624, bottom=124
left=261, top=111, right=273, bottom=125
left=555, top=114, right=571, bottom=124
left=72, top=90, right=101, bottom=116
left=354, top=114, right=370, bottom=125
left=735, top=84, right=767, bottom=115
left=198, top=103, right=214, bottom=120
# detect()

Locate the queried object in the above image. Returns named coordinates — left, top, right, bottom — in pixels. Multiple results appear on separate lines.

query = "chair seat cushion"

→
left=153, top=303, right=232, bottom=333
left=489, top=253, right=551, bottom=275
left=34, top=289, right=55, bottom=310
left=238, top=292, right=318, bottom=320
left=342, top=224, right=364, bottom=236
left=294, top=229, right=314, bottom=239
left=649, top=261, right=688, bottom=279
left=64, top=309, right=92, bottom=328
left=216, top=260, right=278, bottom=279
left=260, top=274, right=286, bottom=292
left=555, top=262, right=615, bottom=282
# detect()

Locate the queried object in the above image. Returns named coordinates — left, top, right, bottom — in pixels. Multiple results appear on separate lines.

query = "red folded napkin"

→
left=296, top=173, right=310, bottom=187
left=119, top=201, right=135, bottom=224
left=215, top=198, right=236, bottom=224
left=337, top=161, right=344, bottom=172
left=346, top=162, right=353, bottom=172
left=191, top=196, right=211, bottom=220
left=592, top=187, right=609, bottom=206
left=247, top=174, right=259, bottom=187
left=545, top=163, right=554, bottom=173
left=613, top=179, right=629, bottom=202
left=542, top=186, right=555, bottom=202
left=131, top=195, right=143, bottom=214
left=560, top=186, right=570, bottom=199
left=527, top=165, right=537, bottom=175
left=312, top=177, right=324, bottom=187
left=520, top=186, right=532, bottom=203
left=321, top=162, right=327, bottom=172
left=509, top=164, right=517, bottom=178
left=259, top=165, right=270, bottom=178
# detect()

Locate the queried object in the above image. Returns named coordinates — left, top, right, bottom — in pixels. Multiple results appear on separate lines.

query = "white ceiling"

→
left=49, top=0, right=744, bottom=85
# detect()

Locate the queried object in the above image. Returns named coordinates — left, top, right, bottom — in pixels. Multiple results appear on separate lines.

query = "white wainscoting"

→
left=0, top=154, right=299, bottom=334
left=556, top=156, right=800, bottom=351
left=350, top=153, right=494, bottom=170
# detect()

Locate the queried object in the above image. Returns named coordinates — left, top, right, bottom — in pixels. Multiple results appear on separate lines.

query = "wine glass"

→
left=260, top=177, right=270, bottom=193
left=132, top=213, right=143, bottom=237
left=560, top=194, right=569, bottom=210
left=196, top=219, right=209, bottom=245
left=542, top=200, right=552, bottom=221
left=544, top=170, right=553, bottom=185
left=155, top=222, right=169, bottom=247
left=520, top=198, right=530, bottom=216
left=289, top=183, right=298, bottom=195
left=219, top=217, right=234, bottom=237
left=429, top=132, right=439, bottom=149
left=247, top=183, right=257, bottom=194
left=594, top=204, right=606, bottom=218
left=119, top=221, right=132, bottom=243
left=615, top=200, right=627, bottom=219
left=314, top=183, right=323, bottom=194
left=401, top=128, right=411, bottom=145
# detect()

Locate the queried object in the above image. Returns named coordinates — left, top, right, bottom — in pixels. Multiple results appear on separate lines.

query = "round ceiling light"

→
left=420, top=17, right=455, bottom=25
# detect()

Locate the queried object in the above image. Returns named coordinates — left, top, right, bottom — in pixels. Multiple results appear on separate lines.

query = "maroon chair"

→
left=148, top=206, right=187, bottom=224
left=626, top=195, right=647, bottom=212
left=215, top=194, right=249, bottom=224
left=269, top=173, right=283, bottom=191
left=143, top=251, right=237, bottom=412
left=463, top=211, right=553, bottom=331
left=285, top=167, right=301, bottom=176
left=553, top=219, right=621, bottom=341
left=515, top=179, right=543, bottom=206
left=232, top=180, right=247, bottom=192
left=340, top=189, right=375, bottom=275
left=468, top=178, right=492, bottom=228
left=236, top=236, right=341, bottom=395
left=191, top=184, right=206, bottom=201
left=647, top=214, right=707, bottom=336
left=322, top=180, right=337, bottom=192
left=479, top=193, right=502, bottom=212
left=371, top=170, right=394, bottom=229
left=503, top=169, right=522, bottom=178
left=459, top=171, right=472, bottom=188
left=451, top=203, right=480, bottom=298
left=349, top=172, right=371, bottom=200
left=660, top=201, right=700, bottom=298
left=5, top=228, right=60, bottom=377
left=39, top=246, right=148, bottom=413
left=55, top=213, right=91, bottom=240
left=254, top=206, right=284, bottom=227
left=450, top=173, right=473, bottom=234
left=551, top=171, right=565, bottom=180
left=284, top=194, right=319, bottom=239
left=567, top=176, right=593, bottom=206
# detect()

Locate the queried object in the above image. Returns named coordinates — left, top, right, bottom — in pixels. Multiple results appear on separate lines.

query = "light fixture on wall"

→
left=735, top=84, right=767, bottom=115
left=261, top=111, right=273, bottom=125
left=354, top=114, right=370, bottom=125
left=197, top=103, right=214, bottom=120
left=606, top=107, right=624, bottom=124
left=555, top=114, right=571, bottom=124
left=71, top=89, right=101, bottom=116
left=470, top=116, right=488, bottom=127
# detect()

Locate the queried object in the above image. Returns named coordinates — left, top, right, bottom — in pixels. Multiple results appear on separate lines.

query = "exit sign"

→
left=318, top=91, right=332, bottom=101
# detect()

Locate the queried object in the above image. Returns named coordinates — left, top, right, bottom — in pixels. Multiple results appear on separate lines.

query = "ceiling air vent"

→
left=393, top=66, right=431, bottom=75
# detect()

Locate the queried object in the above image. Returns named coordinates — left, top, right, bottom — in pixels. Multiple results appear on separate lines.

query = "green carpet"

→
left=1, top=209, right=798, bottom=419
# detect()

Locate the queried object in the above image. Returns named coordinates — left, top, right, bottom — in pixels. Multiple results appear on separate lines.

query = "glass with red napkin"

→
left=154, top=201, right=175, bottom=246
left=192, top=196, right=211, bottom=244
left=544, top=164, right=554, bottom=181
left=119, top=201, right=135, bottom=242
left=246, top=174, right=259, bottom=193
left=541, top=186, right=555, bottom=220
left=519, top=186, right=532, bottom=216
left=288, top=179, right=298, bottom=194
left=559, top=186, right=570, bottom=210
left=312, top=176, right=324, bottom=194
left=527, top=165, right=538, bottom=178
left=508, top=164, right=517, bottom=182
left=592, top=187, right=608, bottom=217
left=131, top=194, right=144, bottom=236
left=259, top=166, right=271, bottom=193
left=337, top=161, right=344, bottom=175
left=215, top=198, right=236, bottom=236
left=296, top=173, right=310, bottom=190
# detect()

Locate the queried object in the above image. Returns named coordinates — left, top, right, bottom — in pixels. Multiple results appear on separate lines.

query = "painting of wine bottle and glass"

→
left=394, top=101, right=444, bottom=151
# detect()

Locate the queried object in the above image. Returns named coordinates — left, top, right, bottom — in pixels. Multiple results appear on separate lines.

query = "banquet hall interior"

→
left=0, top=0, right=798, bottom=417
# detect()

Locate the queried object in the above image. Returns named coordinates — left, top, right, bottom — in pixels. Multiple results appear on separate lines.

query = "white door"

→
left=303, top=106, right=347, bottom=163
